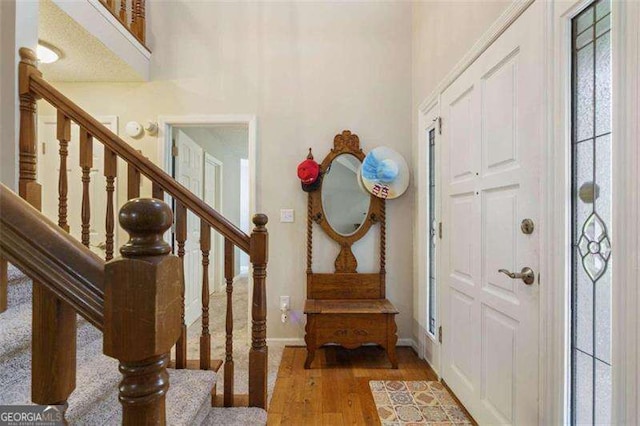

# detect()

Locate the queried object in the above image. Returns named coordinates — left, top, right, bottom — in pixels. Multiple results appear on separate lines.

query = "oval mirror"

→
left=321, top=153, right=371, bottom=236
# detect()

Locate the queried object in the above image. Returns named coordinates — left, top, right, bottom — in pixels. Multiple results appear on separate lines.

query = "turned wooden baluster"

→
left=249, top=214, right=268, bottom=409
left=104, top=148, right=117, bottom=261
left=127, top=163, right=140, bottom=200
left=57, top=111, right=70, bottom=232
left=224, top=238, right=235, bottom=407
left=174, top=202, right=188, bottom=369
left=200, top=220, right=211, bottom=370
left=100, top=0, right=115, bottom=11
left=79, top=129, right=92, bottom=248
left=104, top=198, right=182, bottom=425
left=119, top=0, right=127, bottom=24
left=132, top=0, right=146, bottom=43
left=20, top=48, right=77, bottom=418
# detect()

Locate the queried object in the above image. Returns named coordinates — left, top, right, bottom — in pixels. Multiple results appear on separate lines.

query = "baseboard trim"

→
left=266, top=337, right=418, bottom=348
left=398, top=338, right=418, bottom=350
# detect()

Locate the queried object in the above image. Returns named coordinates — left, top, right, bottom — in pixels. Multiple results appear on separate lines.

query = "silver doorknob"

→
left=498, top=267, right=535, bottom=285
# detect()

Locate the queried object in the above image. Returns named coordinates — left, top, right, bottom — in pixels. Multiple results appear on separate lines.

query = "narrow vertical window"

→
left=428, top=128, right=436, bottom=335
left=571, top=0, right=612, bottom=424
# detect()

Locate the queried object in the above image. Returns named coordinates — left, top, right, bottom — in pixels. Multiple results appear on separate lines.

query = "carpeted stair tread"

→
left=0, top=319, right=104, bottom=405
left=7, top=264, right=28, bottom=283
left=5, top=277, right=31, bottom=308
left=1, top=267, right=274, bottom=425
left=0, top=302, right=33, bottom=359
left=202, top=407, right=267, bottom=425
left=72, top=367, right=217, bottom=426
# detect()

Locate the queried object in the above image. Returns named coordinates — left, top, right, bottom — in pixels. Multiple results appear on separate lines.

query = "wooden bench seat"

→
left=303, top=298, right=398, bottom=369
left=304, top=299, right=398, bottom=315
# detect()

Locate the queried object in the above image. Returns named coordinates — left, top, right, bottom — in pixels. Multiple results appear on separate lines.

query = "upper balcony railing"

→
left=100, top=0, right=146, bottom=45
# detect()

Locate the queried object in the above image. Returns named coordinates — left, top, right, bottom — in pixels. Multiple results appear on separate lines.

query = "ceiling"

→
left=179, top=125, right=249, bottom=158
left=38, top=0, right=143, bottom=82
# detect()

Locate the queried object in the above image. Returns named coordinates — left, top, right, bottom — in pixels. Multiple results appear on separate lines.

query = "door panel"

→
left=175, top=131, right=204, bottom=327
left=440, top=3, right=542, bottom=425
left=204, top=154, right=223, bottom=292
left=449, top=87, right=476, bottom=184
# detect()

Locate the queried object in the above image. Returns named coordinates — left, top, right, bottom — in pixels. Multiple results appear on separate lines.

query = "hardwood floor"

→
left=267, top=346, right=438, bottom=425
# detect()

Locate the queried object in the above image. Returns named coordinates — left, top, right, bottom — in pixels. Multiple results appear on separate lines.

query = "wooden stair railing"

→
left=99, top=0, right=147, bottom=46
left=6, top=47, right=270, bottom=410
left=0, top=183, right=104, bottom=329
left=0, top=184, right=187, bottom=424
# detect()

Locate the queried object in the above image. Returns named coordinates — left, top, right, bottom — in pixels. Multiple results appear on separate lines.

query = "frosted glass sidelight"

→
left=595, top=33, right=612, bottom=135
left=576, top=45, right=595, bottom=142
left=571, top=1, right=612, bottom=424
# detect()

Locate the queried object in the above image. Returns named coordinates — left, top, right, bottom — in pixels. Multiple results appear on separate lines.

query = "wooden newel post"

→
left=104, top=198, right=182, bottom=425
left=248, top=214, right=268, bottom=409
left=18, top=48, right=78, bottom=415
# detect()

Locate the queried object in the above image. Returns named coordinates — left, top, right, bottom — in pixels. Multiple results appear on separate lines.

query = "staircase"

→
left=0, top=48, right=270, bottom=425
left=0, top=263, right=267, bottom=425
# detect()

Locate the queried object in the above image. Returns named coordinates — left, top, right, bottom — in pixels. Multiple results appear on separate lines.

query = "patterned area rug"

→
left=370, top=380, right=472, bottom=425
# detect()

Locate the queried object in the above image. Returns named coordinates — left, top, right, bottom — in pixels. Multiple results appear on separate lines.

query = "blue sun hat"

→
left=361, top=147, right=409, bottom=199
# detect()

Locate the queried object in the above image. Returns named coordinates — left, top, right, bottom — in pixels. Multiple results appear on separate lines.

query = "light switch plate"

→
left=280, top=209, right=294, bottom=223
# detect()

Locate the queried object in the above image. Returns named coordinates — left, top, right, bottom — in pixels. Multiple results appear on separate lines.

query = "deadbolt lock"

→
left=521, top=218, right=535, bottom=235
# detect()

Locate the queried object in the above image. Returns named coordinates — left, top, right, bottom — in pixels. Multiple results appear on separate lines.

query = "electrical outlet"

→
left=280, top=209, right=294, bottom=223
left=280, top=296, right=290, bottom=310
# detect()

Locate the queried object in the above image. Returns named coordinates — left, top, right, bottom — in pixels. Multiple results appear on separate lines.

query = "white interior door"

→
left=204, top=153, right=223, bottom=293
left=440, top=3, right=542, bottom=425
left=38, top=116, right=118, bottom=258
left=175, top=130, right=204, bottom=327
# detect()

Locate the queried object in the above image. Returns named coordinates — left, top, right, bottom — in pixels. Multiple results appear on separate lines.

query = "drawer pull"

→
left=334, top=329, right=348, bottom=337
left=354, top=329, right=369, bottom=336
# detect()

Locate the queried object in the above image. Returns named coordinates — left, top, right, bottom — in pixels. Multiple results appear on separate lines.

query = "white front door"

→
left=174, top=130, right=204, bottom=327
left=38, top=116, right=118, bottom=258
left=440, top=3, right=543, bottom=425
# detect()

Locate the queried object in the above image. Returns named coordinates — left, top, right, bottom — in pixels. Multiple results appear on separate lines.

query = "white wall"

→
left=0, top=0, right=38, bottom=190
left=411, top=1, right=511, bottom=362
left=40, top=1, right=413, bottom=342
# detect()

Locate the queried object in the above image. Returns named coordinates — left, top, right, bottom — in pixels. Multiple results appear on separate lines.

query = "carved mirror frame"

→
left=307, top=130, right=386, bottom=274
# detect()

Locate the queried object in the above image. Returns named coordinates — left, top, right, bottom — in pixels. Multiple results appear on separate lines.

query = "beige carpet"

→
left=186, top=276, right=284, bottom=401
left=370, top=380, right=473, bottom=425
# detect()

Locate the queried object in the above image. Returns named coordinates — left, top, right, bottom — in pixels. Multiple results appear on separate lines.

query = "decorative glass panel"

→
left=571, top=1, right=612, bottom=424
left=428, top=128, right=436, bottom=335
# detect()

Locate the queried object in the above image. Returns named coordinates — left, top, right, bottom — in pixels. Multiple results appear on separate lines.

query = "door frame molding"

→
left=157, top=114, right=257, bottom=343
left=610, top=1, right=639, bottom=423
left=416, top=0, right=639, bottom=424
left=415, top=98, right=441, bottom=376
left=157, top=114, right=257, bottom=221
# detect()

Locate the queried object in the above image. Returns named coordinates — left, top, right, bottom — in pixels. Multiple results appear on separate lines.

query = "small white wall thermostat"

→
left=125, top=121, right=143, bottom=138
left=280, top=209, right=294, bottom=223
left=144, top=121, right=158, bottom=135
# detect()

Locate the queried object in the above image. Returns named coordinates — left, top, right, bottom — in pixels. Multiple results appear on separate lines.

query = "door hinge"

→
left=172, top=142, right=179, bottom=157
left=42, top=142, right=46, bottom=155
left=438, top=222, right=443, bottom=239
left=438, top=326, right=443, bottom=343
left=432, top=116, right=442, bottom=135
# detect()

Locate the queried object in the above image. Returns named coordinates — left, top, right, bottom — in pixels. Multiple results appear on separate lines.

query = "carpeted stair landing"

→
left=0, top=266, right=266, bottom=425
